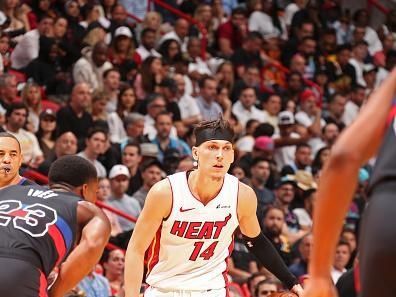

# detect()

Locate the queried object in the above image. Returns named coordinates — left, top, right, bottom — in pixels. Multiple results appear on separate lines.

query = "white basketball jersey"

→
left=145, top=171, right=239, bottom=291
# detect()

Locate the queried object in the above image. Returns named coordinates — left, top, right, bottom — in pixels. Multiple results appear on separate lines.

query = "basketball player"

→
left=125, top=118, right=303, bottom=297
left=0, top=132, right=35, bottom=188
left=304, top=68, right=396, bottom=297
left=0, top=154, right=111, bottom=297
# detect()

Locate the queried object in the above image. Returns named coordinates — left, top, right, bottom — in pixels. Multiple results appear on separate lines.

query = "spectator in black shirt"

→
left=56, top=82, right=94, bottom=150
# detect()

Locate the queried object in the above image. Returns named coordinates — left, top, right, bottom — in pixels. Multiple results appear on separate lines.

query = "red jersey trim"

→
left=145, top=225, right=162, bottom=278
left=222, top=235, right=235, bottom=297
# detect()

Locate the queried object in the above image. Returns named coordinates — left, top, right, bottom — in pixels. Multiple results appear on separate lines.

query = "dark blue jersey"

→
left=0, top=185, right=79, bottom=276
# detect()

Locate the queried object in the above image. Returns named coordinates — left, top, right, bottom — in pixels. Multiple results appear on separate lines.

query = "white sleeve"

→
left=295, top=112, right=312, bottom=127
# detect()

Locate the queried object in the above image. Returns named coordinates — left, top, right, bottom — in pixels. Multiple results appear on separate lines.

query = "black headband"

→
left=195, top=128, right=234, bottom=146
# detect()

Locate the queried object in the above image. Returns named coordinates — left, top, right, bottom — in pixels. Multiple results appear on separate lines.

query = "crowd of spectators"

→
left=0, top=0, right=394, bottom=296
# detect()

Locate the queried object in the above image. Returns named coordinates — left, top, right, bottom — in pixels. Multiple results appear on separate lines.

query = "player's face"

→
left=82, top=179, right=99, bottom=203
left=194, top=140, right=234, bottom=178
left=0, top=137, right=22, bottom=182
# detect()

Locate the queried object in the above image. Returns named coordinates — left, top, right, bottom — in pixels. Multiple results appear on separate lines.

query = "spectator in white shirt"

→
left=136, top=28, right=161, bottom=61
left=158, top=18, right=189, bottom=52
left=331, top=241, right=352, bottom=284
left=232, top=86, right=266, bottom=129
left=10, top=15, right=53, bottom=70
left=342, top=84, right=366, bottom=126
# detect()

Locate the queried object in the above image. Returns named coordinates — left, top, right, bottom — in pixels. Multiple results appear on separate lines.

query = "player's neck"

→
left=0, top=174, right=22, bottom=189
left=188, top=170, right=224, bottom=205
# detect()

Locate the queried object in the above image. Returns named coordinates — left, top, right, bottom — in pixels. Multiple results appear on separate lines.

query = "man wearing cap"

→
left=273, top=111, right=308, bottom=171
left=239, top=135, right=276, bottom=179
left=107, top=164, right=141, bottom=232
left=295, top=89, right=325, bottom=149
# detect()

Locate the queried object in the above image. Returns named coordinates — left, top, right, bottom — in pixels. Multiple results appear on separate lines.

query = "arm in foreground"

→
left=237, top=182, right=302, bottom=295
left=49, top=201, right=111, bottom=297
left=304, top=68, right=396, bottom=297
left=124, top=179, right=172, bottom=297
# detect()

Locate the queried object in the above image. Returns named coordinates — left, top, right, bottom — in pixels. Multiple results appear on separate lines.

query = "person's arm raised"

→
left=124, top=178, right=172, bottom=297
left=49, top=201, right=111, bottom=297
left=304, top=68, right=396, bottom=297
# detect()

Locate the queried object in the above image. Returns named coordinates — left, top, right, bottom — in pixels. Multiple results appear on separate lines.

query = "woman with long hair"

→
left=35, top=109, right=57, bottom=160
left=21, top=81, right=42, bottom=132
left=107, top=85, right=137, bottom=143
left=91, top=90, right=109, bottom=122
left=133, top=56, right=163, bottom=100
left=157, top=38, right=181, bottom=65
left=215, top=61, right=235, bottom=94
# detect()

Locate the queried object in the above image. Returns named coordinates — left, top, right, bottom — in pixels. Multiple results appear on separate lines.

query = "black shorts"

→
left=359, top=181, right=396, bottom=297
left=0, top=257, right=47, bottom=297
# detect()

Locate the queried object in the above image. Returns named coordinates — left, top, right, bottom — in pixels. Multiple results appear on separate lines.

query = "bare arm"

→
left=305, top=68, right=396, bottom=296
left=124, top=179, right=172, bottom=297
left=49, top=201, right=111, bottom=297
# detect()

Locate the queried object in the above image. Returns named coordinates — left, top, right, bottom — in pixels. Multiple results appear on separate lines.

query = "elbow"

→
left=328, top=144, right=361, bottom=170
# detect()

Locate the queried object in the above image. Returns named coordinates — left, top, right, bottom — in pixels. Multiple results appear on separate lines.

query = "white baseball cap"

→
left=114, top=26, right=132, bottom=38
left=109, top=164, right=130, bottom=179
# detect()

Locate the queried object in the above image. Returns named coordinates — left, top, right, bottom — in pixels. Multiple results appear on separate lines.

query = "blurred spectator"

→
left=231, top=32, right=263, bottom=78
left=328, top=45, right=356, bottom=93
left=232, top=86, right=266, bottom=129
left=143, top=94, right=174, bottom=140
left=134, top=11, right=162, bottom=44
left=186, top=37, right=211, bottom=81
left=24, top=36, right=70, bottom=96
left=173, top=73, right=201, bottom=127
left=35, top=108, right=57, bottom=160
left=123, top=112, right=148, bottom=143
left=248, top=0, right=285, bottom=40
left=91, top=91, right=109, bottom=122
left=217, top=7, right=248, bottom=57
left=231, top=65, right=261, bottom=103
left=151, top=111, right=190, bottom=163
left=235, top=119, right=259, bottom=157
left=261, top=206, right=292, bottom=265
left=341, top=228, right=358, bottom=269
left=349, top=41, right=369, bottom=86
left=0, top=73, right=18, bottom=110
left=376, top=50, right=396, bottom=86
left=311, top=146, right=330, bottom=172
left=132, top=159, right=163, bottom=209
left=324, top=93, right=347, bottom=130
left=158, top=39, right=181, bottom=66
left=96, top=177, right=122, bottom=237
left=77, top=127, right=107, bottom=178
left=282, top=143, right=312, bottom=174
left=282, top=72, right=304, bottom=103
left=292, top=184, right=316, bottom=230
left=10, top=14, right=53, bottom=70
left=4, top=102, right=44, bottom=168
left=73, top=41, right=113, bottom=91
left=352, top=9, right=382, bottom=56
left=109, top=26, right=140, bottom=69
left=331, top=241, right=352, bottom=284
left=284, top=0, right=305, bottom=30
left=21, top=81, right=42, bottom=132
left=247, top=273, right=267, bottom=297
left=273, top=111, right=307, bottom=171
left=295, top=89, right=324, bottom=149
left=196, top=76, right=222, bottom=121
left=289, top=54, right=307, bottom=78
left=261, top=94, right=281, bottom=132
left=239, top=136, right=275, bottom=178
left=136, top=28, right=161, bottom=61
left=121, top=141, right=143, bottom=196
left=362, top=64, right=377, bottom=93
left=157, top=78, right=181, bottom=123
left=37, top=131, right=78, bottom=175
left=78, top=268, right=111, bottom=297
left=159, top=18, right=189, bottom=52
left=107, top=164, right=141, bottom=231
left=176, top=155, right=194, bottom=172
left=134, top=56, right=164, bottom=100
left=102, top=249, right=125, bottom=296
left=102, top=68, right=121, bottom=113
left=249, top=157, right=275, bottom=219
left=288, top=233, right=313, bottom=278
left=342, top=84, right=366, bottom=126
left=108, top=85, right=136, bottom=143
left=215, top=85, right=233, bottom=123
left=254, top=279, right=279, bottom=297
left=0, top=33, right=11, bottom=73
left=215, top=61, right=235, bottom=95
left=56, top=82, right=94, bottom=149
left=313, top=123, right=339, bottom=154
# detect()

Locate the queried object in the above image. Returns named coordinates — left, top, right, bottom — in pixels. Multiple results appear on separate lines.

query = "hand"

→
left=303, top=277, right=338, bottom=297
left=291, top=284, right=304, bottom=296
